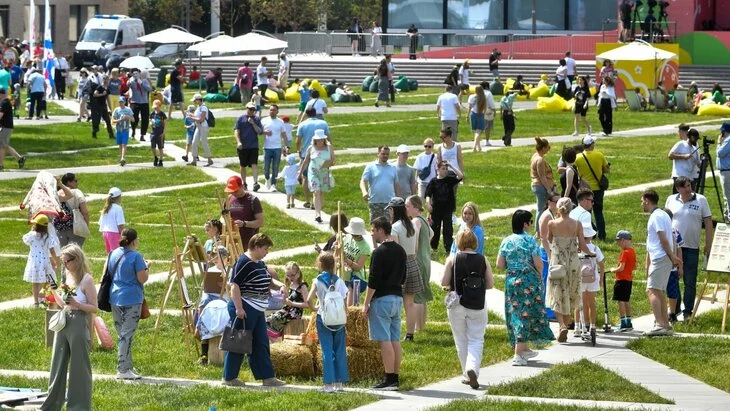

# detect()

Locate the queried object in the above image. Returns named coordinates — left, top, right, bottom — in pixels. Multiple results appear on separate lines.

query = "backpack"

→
left=206, top=106, right=216, bottom=127
left=456, top=253, right=487, bottom=310
left=580, top=255, right=596, bottom=283
left=318, top=273, right=346, bottom=330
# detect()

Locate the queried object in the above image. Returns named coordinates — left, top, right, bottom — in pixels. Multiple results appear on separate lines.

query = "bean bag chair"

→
left=264, top=88, right=280, bottom=103
left=285, top=86, right=300, bottom=102
left=537, top=95, right=570, bottom=112
left=149, top=90, right=163, bottom=105
left=489, top=80, right=503, bottom=96
left=228, top=85, right=241, bottom=103
left=186, top=79, right=202, bottom=89
left=362, top=76, right=374, bottom=92
left=331, top=93, right=351, bottom=103
left=309, top=79, right=328, bottom=97
left=548, top=83, right=557, bottom=97
left=203, top=93, right=228, bottom=102
left=324, top=83, right=337, bottom=97
left=369, top=78, right=379, bottom=93
left=529, top=84, right=550, bottom=99
left=351, top=94, right=363, bottom=103
left=394, top=77, right=410, bottom=92
left=697, top=103, right=730, bottom=116
left=94, top=316, right=114, bottom=350
left=408, top=79, right=418, bottom=91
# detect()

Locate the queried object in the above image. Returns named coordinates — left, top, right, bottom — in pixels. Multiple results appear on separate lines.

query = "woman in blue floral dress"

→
left=497, top=209, right=554, bottom=366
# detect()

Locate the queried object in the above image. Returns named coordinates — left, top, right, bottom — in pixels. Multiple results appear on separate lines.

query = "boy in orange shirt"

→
left=608, top=230, right=636, bottom=331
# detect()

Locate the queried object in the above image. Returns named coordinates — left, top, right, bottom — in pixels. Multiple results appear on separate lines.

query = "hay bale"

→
left=270, top=340, right=315, bottom=378
left=314, top=345, right=384, bottom=381
left=346, top=306, right=377, bottom=348
left=283, top=318, right=309, bottom=336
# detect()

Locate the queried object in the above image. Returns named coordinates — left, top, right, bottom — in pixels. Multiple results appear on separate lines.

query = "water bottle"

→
left=352, top=279, right=360, bottom=306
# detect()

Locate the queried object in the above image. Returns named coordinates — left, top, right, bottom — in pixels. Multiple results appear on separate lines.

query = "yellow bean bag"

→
left=589, top=86, right=597, bottom=97
left=503, top=78, right=515, bottom=95
left=285, top=85, right=300, bottom=101
left=702, top=91, right=712, bottom=99
left=529, top=84, right=550, bottom=99
left=264, top=88, right=280, bottom=103
left=697, top=103, right=730, bottom=116
left=537, top=94, right=572, bottom=112
left=309, top=79, right=329, bottom=98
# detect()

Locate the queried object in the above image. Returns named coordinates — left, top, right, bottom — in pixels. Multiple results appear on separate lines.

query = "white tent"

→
left=138, top=27, right=205, bottom=44
left=596, top=41, right=677, bottom=62
left=119, top=56, right=155, bottom=70
left=232, top=32, right=288, bottom=53
left=186, top=35, right=237, bottom=56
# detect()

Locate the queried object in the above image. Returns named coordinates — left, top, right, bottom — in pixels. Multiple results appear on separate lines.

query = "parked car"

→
left=147, top=43, right=187, bottom=65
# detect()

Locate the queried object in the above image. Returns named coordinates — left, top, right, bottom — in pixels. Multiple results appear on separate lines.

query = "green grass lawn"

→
left=673, top=308, right=730, bottom=334
left=628, top=336, right=730, bottom=394
left=0, top=257, right=30, bottom=302
left=0, top=375, right=377, bottom=411
left=430, top=398, right=627, bottom=411
left=487, top=358, right=672, bottom=404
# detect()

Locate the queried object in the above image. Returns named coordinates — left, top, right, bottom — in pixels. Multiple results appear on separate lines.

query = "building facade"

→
left=0, top=0, right=128, bottom=56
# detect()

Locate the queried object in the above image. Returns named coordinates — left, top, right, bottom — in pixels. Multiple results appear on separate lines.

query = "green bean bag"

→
left=156, top=67, right=168, bottom=89
left=186, top=79, right=202, bottom=89
left=408, top=79, right=418, bottom=91
left=394, top=77, right=410, bottom=92
left=324, top=84, right=337, bottom=97
left=362, top=76, right=374, bottom=92
left=369, top=78, right=379, bottom=93
left=203, top=93, right=228, bottom=102
left=331, top=93, right=351, bottom=103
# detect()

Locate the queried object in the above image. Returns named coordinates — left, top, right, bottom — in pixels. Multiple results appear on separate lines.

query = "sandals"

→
left=558, top=327, right=568, bottom=343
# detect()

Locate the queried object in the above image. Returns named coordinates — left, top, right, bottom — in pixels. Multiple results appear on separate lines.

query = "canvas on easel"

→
left=689, top=223, right=730, bottom=332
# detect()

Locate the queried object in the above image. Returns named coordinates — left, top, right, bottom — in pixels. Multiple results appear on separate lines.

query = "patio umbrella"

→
left=119, top=55, right=155, bottom=70
left=231, top=32, right=288, bottom=53
left=596, top=41, right=676, bottom=62
left=186, top=35, right=237, bottom=56
left=138, top=27, right=205, bottom=44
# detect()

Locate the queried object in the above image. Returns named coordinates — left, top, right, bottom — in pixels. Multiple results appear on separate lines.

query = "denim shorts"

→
left=666, top=270, right=680, bottom=299
left=368, top=295, right=402, bottom=342
left=285, top=184, right=297, bottom=195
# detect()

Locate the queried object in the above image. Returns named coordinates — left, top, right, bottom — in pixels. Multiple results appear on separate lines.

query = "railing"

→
left=286, top=32, right=421, bottom=56
left=602, top=19, right=678, bottom=43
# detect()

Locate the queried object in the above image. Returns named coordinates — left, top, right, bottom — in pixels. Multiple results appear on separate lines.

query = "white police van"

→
left=73, top=15, right=145, bottom=68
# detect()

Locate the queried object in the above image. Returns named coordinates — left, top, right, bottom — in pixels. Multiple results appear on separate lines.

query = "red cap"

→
left=281, top=116, right=290, bottom=122
left=225, top=176, right=243, bottom=193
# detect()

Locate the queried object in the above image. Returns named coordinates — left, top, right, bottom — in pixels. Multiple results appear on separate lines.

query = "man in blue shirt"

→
left=718, top=122, right=730, bottom=223
left=26, top=68, right=46, bottom=120
left=360, top=146, right=401, bottom=223
left=296, top=107, right=330, bottom=208
left=234, top=102, right=264, bottom=191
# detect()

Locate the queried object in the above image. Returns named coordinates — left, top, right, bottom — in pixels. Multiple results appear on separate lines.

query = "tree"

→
left=129, top=0, right=204, bottom=34
left=249, top=0, right=327, bottom=32
left=220, top=0, right=249, bottom=36
left=328, top=0, right=381, bottom=30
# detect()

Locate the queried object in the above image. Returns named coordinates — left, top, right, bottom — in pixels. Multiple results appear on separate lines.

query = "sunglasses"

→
left=424, top=145, right=433, bottom=148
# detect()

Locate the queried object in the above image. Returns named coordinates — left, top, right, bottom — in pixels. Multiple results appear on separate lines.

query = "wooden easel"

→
left=216, top=189, right=244, bottom=263
left=150, top=212, right=199, bottom=358
left=178, top=199, right=206, bottom=297
left=689, top=223, right=730, bottom=333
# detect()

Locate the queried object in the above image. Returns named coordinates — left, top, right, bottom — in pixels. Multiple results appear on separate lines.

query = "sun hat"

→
left=108, top=187, right=122, bottom=198
left=286, top=154, right=298, bottom=165
left=344, top=217, right=368, bottom=236
left=583, top=135, right=595, bottom=146
left=245, top=102, right=256, bottom=110
left=225, top=176, right=243, bottom=193
left=396, top=144, right=410, bottom=154
left=31, top=214, right=49, bottom=226
left=615, top=230, right=632, bottom=240
left=191, top=93, right=203, bottom=101
left=313, top=129, right=328, bottom=140
left=384, top=197, right=405, bottom=210
left=582, top=223, right=597, bottom=238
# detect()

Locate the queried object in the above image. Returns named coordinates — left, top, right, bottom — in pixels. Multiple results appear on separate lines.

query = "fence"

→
left=286, top=32, right=420, bottom=56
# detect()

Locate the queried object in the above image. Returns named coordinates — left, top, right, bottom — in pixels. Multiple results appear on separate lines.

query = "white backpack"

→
left=319, top=274, right=347, bottom=330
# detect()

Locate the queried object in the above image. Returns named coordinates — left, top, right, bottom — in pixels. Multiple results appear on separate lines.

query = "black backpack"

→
left=206, top=107, right=216, bottom=127
left=456, top=253, right=487, bottom=310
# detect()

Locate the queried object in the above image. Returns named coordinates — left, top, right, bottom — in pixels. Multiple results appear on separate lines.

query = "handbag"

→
left=582, top=153, right=609, bottom=191
left=72, top=208, right=90, bottom=238
left=548, top=264, right=567, bottom=280
left=444, top=255, right=460, bottom=309
left=418, top=154, right=435, bottom=181
left=219, top=318, right=253, bottom=355
left=48, top=306, right=69, bottom=332
left=139, top=298, right=150, bottom=320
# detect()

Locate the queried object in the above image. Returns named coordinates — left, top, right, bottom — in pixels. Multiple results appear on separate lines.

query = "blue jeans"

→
left=263, top=148, right=282, bottom=182
left=222, top=299, right=275, bottom=381
left=678, top=247, right=700, bottom=316
left=316, top=315, right=349, bottom=384
left=532, top=185, right=548, bottom=233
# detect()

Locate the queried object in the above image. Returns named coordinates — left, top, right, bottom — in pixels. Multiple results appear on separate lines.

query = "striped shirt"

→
left=229, top=254, right=271, bottom=311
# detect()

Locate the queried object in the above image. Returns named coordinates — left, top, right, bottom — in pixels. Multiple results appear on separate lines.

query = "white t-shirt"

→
left=281, top=163, right=300, bottom=186
left=98, top=203, right=125, bottom=233
left=194, top=105, right=209, bottom=127
left=392, top=220, right=418, bottom=255
left=459, top=66, right=469, bottom=85
left=413, top=152, right=437, bottom=184
left=646, top=208, right=674, bottom=260
left=437, top=92, right=460, bottom=121
left=278, top=59, right=289, bottom=75
left=565, top=57, right=577, bottom=75
left=256, top=64, right=268, bottom=86
left=669, top=140, right=700, bottom=178
left=305, top=98, right=327, bottom=116
left=569, top=205, right=593, bottom=227
left=664, top=193, right=712, bottom=249
left=261, top=116, right=286, bottom=149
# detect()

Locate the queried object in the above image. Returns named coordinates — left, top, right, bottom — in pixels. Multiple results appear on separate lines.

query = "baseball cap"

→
left=396, top=144, right=410, bottom=154
left=192, top=93, right=203, bottom=101
left=108, top=187, right=122, bottom=198
left=720, top=122, right=730, bottom=133
left=384, top=197, right=405, bottom=209
left=31, top=214, right=49, bottom=226
left=118, top=96, right=126, bottom=103
left=281, top=115, right=290, bottom=122
left=245, top=102, right=256, bottom=110
left=615, top=230, right=632, bottom=240
left=225, top=176, right=243, bottom=193
left=583, top=136, right=595, bottom=146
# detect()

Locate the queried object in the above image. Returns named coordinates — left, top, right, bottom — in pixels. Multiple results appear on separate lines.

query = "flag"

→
left=29, top=0, right=35, bottom=48
left=42, top=0, right=55, bottom=91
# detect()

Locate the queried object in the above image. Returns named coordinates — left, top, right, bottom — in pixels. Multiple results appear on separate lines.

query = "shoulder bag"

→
left=418, top=154, right=435, bottom=181
left=582, top=153, right=609, bottom=190
left=72, top=195, right=90, bottom=238
left=219, top=318, right=253, bottom=354
left=48, top=306, right=69, bottom=332
left=98, top=250, right=130, bottom=312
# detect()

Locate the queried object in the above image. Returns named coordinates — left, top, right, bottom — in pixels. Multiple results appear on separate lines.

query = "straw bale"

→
left=270, top=340, right=315, bottom=378
left=314, top=345, right=384, bottom=381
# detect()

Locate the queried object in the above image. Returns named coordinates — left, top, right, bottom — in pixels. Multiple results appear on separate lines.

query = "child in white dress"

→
left=23, top=214, right=59, bottom=306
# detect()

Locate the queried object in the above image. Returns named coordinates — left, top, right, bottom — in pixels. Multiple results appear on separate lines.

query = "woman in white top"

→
left=305, top=89, right=328, bottom=119
left=458, top=60, right=470, bottom=104
left=437, top=128, right=464, bottom=175
left=597, top=77, right=617, bottom=136
left=98, top=187, right=125, bottom=253
left=388, top=197, right=426, bottom=342
left=555, top=59, right=569, bottom=100
left=371, top=21, right=383, bottom=56
left=41, top=244, right=98, bottom=411
left=188, top=93, right=214, bottom=166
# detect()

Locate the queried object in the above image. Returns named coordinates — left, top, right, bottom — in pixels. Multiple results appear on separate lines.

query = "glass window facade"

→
left=388, top=0, right=443, bottom=29
left=507, top=0, right=564, bottom=30
left=569, top=0, right=617, bottom=31
left=447, top=0, right=505, bottom=30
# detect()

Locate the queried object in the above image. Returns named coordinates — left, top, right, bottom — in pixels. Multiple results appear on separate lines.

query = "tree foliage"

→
left=249, top=0, right=326, bottom=32
left=129, top=0, right=204, bottom=33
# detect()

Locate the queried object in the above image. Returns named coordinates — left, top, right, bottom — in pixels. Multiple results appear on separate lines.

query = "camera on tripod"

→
left=703, top=136, right=716, bottom=147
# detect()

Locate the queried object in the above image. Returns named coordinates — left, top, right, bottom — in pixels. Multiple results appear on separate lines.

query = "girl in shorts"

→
left=182, top=105, right=197, bottom=163
left=281, top=154, right=300, bottom=208
left=576, top=224, right=604, bottom=339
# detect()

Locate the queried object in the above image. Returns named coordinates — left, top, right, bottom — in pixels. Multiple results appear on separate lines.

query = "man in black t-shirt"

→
left=0, top=88, right=25, bottom=171
left=149, top=99, right=167, bottom=167
left=168, top=60, right=184, bottom=118
left=407, top=24, right=418, bottom=60
left=364, top=217, right=406, bottom=391
left=489, top=49, right=501, bottom=79
left=90, top=82, right=114, bottom=139
left=425, top=160, right=464, bottom=252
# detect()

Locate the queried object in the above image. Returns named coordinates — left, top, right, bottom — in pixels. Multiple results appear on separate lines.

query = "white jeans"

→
left=447, top=303, right=488, bottom=378
left=192, top=124, right=211, bottom=159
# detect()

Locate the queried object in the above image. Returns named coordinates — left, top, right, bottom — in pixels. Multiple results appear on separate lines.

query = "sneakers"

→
left=333, top=382, right=344, bottom=392
left=302, top=202, right=311, bottom=209
left=262, top=377, right=286, bottom=387
left=119, top=158, right=126, bottom=167
left=154, top=157, right=159, bottom=167
left=320, top=384, right=335, bottom=393
left=267, top=328, right=282, bottom=340
left=116, top=370, right=141, bottom=380
left=371, top=380, right=398, bottom=391
left=222, top=378, right=246, bottom=387
left=573, top=328, right=582, bottom=337
left=158, top=160, right=163, bottom=167
left=198, top=355, right=208, bottom=365
left=253, top=183, right=261, bottom=192
left=18, top=157, right=25, bottom=169
left=182, top=155, right=189, bottom=162
left=557, top=328, right=568, bottom=343
left=403, top=334, right=414, bottom=342
left=643, top=325, right=668, bottom=336
left=315, top=216, right=323, bottom=224
left=466, top=369, right=479, bottom=389
left=140, top=135, right=146, bottom=142
left=187, top=162, right=197, bottom=166
left=512, top=354, right=527, bottom=366
left=204, top=159, right=214, bottom=167
left=286, top=203, right=292, bottom=209
left=521, top=350, right=539, bottom=360
left=571, top=131, right=579, bottom=136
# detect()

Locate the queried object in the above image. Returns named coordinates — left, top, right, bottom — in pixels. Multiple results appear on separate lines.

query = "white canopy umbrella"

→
left=596, top=41, right=677, bottom=62
left=138, top=27, right=205, bottom=44
left=232, top=32, right=288, bottom=53
left=186, top=35, right=238, bottom=56
left=119, top=56, right=155, bottom=70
